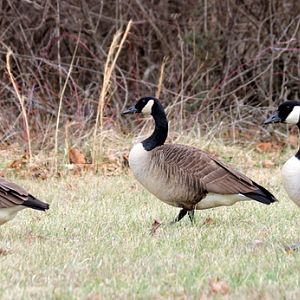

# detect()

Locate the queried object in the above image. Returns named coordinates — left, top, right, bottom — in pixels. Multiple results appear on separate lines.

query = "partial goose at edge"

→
left=0, top=177, right=49, bottom=225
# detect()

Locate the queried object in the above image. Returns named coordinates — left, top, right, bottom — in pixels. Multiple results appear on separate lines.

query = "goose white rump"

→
left=0, top=206, right=25, bottom=225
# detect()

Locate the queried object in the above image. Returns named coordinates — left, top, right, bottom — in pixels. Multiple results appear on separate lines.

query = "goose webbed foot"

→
left=284, top=242, right=300, bottom=252
left=171, top=208, right=195, bottom=224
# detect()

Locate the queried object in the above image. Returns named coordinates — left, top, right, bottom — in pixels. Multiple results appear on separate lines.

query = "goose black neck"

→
left=142, top=104, right=168, bottom=151
left=295, top=149, right=300, bottom=160
left=295, top=124, right=300, bottom=159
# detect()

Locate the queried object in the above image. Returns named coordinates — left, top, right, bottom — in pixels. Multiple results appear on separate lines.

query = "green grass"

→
left=1, top=144, right=300, bottom=299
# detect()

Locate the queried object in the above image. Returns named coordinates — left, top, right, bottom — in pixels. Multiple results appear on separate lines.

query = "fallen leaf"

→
left=0, top=248, right=9, bottom=256
left=9, top=153, right=29, bottom=170
left=203, top=217, right=215, bottom=225
left=256, top=142, right=273, bottom=152
left=262, top=159, right=275, bottom=168
left=97, top=150, right=129, bottom=175
left=150, top=219, right=162, bottom=235
left=68, top=148, right=86, bottom=164
left=209, top=278, right=230, bottom=295
left=28, top=165, right=50, bottom=180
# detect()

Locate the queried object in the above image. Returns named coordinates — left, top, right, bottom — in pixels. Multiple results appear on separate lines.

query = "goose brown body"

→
left=129, top=143, right=275, bottom=211
left=0, top=178, right=49, bottom=225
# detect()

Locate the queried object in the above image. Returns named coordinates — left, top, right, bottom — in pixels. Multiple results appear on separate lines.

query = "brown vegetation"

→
left=0, top=0, right=299, bottom=155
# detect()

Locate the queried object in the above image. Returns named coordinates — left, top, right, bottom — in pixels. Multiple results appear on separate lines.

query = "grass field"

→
left=1, top=142, right=300, bottom=299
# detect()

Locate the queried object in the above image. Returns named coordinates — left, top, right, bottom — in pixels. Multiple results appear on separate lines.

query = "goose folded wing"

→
left=153, top=144, right=257, bottom=195
left=0, top=178, right=28, bottom=208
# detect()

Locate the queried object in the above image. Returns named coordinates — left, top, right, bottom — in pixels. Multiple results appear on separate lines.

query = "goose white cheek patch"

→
left=285, top=106, right=300, bottom=124
left=141, top=99, right=154, bottom=115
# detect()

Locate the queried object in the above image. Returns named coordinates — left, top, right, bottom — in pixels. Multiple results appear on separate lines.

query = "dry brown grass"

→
left=92, top=20, right=132, bottom=167
left=54, top=32, right=81, bottom=174
left=0, top=1, right=299, bottom=152
left=5, top=49, right=32, bottom=160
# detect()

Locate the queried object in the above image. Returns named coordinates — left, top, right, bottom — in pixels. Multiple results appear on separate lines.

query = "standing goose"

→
left=0, top=178, right=49, bottom=225
left=264, top=100, right=300, bottom=207
left=123, top=96, right=277, bottom=223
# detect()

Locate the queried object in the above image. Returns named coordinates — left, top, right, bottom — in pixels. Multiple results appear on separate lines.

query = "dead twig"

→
left=92, top=20, right=132, bottom=168
left=6, top=49, right=32, bottom=160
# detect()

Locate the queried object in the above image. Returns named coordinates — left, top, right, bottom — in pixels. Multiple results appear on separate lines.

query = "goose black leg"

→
left=171, top=208, right=187, bottom=224
left=188, top=209, right=195, bottom=223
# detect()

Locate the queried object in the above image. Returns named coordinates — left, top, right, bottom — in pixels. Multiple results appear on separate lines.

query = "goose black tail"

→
left=242, top=182, right=278, bottom=205
left=23, top=195, right=50, bottom=211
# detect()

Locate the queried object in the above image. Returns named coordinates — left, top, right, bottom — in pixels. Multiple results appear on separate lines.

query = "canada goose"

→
left=0, top=178, right=49, bottom=225
left=264, top=100, right=300, bottom=208
left=123, top=96, right=277, bottom=223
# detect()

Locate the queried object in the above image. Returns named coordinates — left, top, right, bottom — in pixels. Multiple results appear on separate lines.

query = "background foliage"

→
left=0, top=0, right=299, bottom=149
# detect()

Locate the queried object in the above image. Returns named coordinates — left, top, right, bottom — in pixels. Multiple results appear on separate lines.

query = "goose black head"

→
left=122, top=97, right=162, bottom=116
left=264, top=100, right=300, bottom=125
left=122, top=97, right=168, bottom=150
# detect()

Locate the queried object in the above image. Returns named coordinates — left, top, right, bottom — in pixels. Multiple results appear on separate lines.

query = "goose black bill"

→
left=264, top=111, right=281, bottom=124
left=122, top=106, right=138, bottom=115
